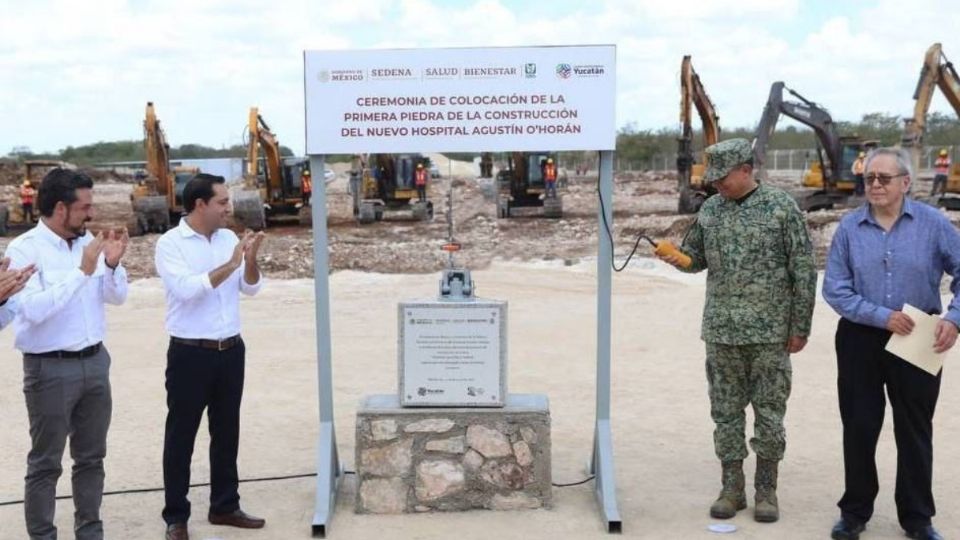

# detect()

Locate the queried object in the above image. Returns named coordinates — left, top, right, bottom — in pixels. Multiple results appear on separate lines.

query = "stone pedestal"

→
left=355, top=394, right=551, bottom=514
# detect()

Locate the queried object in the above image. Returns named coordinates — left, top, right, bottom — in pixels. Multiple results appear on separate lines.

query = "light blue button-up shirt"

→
left=823, top=197, right=960, bottom=329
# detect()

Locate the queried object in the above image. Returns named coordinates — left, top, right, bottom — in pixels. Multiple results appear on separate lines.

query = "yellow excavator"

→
left=352, top=154, right=433, bottom=223
left=754, top=82, right=877, bottom=211
left=495, top=152, right=563, bottom=218
left=233, top=107, right=311, bottom=229
left=136, top=102, right=198, bottom=233
left=677, top=55, right=720, bottom=214
left=902, top=42, right=960, bottom=208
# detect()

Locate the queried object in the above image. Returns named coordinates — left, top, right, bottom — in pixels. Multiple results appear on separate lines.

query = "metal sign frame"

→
left=305, top=46, right=620, bottom=537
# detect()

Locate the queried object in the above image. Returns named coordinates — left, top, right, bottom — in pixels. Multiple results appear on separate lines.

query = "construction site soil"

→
left=0, top=159, right=956, bottom=280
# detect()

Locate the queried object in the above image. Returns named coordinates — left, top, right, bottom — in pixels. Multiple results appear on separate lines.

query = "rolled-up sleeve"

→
left=155, top=236, right=213, bottom=302
left=240, top=261, right=262, bottom=297
left=822, top=224, right=892, bottom=329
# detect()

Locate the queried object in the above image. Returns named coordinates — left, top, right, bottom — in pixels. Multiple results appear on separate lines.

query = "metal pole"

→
left=590, top=150, right=622, bottom=533
left=309, top=155, right=342, bottom=538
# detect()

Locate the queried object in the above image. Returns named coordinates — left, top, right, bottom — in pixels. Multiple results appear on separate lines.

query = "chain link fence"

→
left=620, top=145, right=959, bottom=173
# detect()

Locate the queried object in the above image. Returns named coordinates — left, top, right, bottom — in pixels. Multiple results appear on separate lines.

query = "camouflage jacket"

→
left=680, top=184, right=817, bottom=345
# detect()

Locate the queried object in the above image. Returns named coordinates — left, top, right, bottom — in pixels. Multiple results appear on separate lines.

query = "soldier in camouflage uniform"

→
left=658, top=138, right=817, bottom=523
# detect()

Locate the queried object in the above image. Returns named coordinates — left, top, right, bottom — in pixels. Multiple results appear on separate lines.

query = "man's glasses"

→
left=865, top=173, right=906, bottom=186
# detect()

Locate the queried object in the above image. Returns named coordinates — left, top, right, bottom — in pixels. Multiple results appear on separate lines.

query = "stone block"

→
left=355, top=394, right=551, bottom=513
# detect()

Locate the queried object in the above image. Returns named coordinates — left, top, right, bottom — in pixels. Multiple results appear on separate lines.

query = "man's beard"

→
left=64, top=209, right=89, bottom=239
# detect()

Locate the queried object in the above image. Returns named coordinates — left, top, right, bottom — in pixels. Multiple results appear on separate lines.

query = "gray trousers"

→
left=22, top=347, right=112, bottom=540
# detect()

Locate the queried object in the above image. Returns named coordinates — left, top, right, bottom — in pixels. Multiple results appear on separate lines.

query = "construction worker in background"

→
left=20, top=179, right=36, bottom=223
left=544, top=158, right=558, bottom=197
left=658, top=138, right=816, bottom=525
left=852, top=151, right=866, bottom=196
left=932, top=149, right=951, bottom=197
left=415, top=163, right=428, bottom=202
left=301, top=169, right=312, bottom=206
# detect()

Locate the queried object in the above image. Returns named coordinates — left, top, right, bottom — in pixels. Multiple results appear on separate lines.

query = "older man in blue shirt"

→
left=823, top=147, right=959, bottom=540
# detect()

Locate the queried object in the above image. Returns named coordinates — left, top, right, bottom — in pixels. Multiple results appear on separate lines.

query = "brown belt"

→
left=170, top=335, right=241, bottom=352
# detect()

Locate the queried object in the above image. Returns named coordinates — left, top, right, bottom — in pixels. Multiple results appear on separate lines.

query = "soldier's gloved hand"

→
left=886, top=311, right=915, bottom=336
left=786, top=336, right=808, bottom=354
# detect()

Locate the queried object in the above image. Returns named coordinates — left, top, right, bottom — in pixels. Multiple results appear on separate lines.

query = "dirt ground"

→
left=0, top=261, right=958, bottom=540
left=0, top=168, right=899, bottom=279
left=2, top=155, right=958, bottom=281
left=2, top=161, right=960, bottom=538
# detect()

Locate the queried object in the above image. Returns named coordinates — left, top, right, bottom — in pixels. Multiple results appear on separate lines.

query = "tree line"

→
left=6, top=112, right=960, bottom=168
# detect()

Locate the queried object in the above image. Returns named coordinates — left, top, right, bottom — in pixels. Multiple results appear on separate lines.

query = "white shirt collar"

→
left=177, top=217, right=221, bottom=240
left=36, top=218, right=75, bottom=249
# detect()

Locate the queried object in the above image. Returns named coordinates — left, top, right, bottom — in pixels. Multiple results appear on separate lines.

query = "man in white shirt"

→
left=154, top=173, right=265, bottom=540
left=0, top=256, right=35, bottom=329
left=4, top=168, right=128, bottom=540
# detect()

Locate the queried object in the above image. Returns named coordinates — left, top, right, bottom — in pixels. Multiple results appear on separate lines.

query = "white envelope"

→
left=885, top=304, right=946, bottom=376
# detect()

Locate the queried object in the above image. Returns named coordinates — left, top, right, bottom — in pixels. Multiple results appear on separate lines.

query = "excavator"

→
left=136, top=102, right=199, bottom=233
left=351, top=154, right=433, bottom=224
left=233, top=107, right=311, bottom=229
left=496, top=152, right=563, bottom=218
left=754, top=82, right=877, bottom=211
left=677, top=55, right=720, bottom=214
left=902, top=42, right=960, bottom=208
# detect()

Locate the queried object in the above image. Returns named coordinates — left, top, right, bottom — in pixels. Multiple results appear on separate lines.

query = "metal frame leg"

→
left=591, top=150, right=622, bottom=533
left=309, top=155, right=343, bottom=537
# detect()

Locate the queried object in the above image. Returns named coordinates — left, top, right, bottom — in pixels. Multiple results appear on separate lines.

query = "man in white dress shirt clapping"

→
left=154, top=173, right=265, bottom=540
left=4, top=168, right=128, bottom=540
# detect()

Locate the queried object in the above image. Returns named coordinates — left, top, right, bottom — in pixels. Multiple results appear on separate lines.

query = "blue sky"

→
left=1, top=0, right=958, bottom=155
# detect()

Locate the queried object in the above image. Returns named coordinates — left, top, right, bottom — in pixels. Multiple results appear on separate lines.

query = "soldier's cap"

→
left=703, top=138, right=754, bottom=183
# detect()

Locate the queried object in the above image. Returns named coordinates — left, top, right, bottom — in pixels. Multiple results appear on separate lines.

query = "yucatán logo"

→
left=417, top=387, right=445, bottom=396
left=524, top=63, right=537, bottom=78
left=555, top=63, right=572, bottom=79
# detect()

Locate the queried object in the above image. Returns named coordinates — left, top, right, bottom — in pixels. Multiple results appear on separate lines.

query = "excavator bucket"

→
left=232, top=189, right=266, bottom=231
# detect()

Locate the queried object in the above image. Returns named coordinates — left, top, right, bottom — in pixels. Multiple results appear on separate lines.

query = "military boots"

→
left=710, top=460, right=747, bottom=519
left=754, top=458, right=780, bottom=522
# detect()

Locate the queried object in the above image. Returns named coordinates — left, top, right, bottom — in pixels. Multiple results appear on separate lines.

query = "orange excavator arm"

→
left=903, top=43, right=960, bottom=171
left=247, top=107, right=284, bottom=196
left=681, top=56, right=720, bottom=146
left=143, top=101, right=171, bottom=197
left=677, top=55, right=720, bottom=212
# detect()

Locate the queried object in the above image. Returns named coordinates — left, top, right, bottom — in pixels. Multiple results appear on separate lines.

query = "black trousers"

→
left=835, top=319, right=941, bottom=531
left=162, top=339, right=246, bottom=525
left=417, top=186, right=426, bottom=202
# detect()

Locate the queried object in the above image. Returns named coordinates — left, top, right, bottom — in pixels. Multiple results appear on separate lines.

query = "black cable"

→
left=552, top=475, right=596, bottom=488
left=596, top=184, right=647, bottom=272
left=0, top=467, right=592, bottom=507
left=0, top=468, right=591, bottom=507
left=0, top=471, right=357, bottom=507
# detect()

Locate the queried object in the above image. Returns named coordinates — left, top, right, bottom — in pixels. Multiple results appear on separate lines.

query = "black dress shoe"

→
left=906, top=525, right=944, bottom=540
left=208, top=509, right=266, bottom=529
left=831, top=518, right=866, bottom=540
left=165, top=523, right=189, bottom=540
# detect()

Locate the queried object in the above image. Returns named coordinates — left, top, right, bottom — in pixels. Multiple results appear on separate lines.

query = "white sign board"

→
left=399, top=301, right=507, bottom=407
left=304, top=45, right=616, bottom=154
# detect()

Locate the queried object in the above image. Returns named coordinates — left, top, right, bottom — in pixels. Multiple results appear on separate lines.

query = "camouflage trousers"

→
left=705, top=342, right=792, bottom=462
